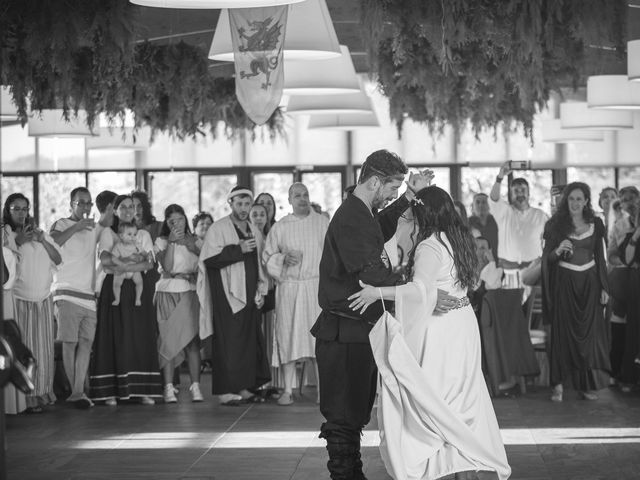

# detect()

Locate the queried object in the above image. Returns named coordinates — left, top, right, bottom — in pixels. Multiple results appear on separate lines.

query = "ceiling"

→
left=132, top=1, right=640, bottom=83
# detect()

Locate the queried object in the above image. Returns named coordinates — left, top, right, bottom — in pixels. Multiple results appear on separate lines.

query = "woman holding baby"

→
left=89, top=194, right=162, bottom=406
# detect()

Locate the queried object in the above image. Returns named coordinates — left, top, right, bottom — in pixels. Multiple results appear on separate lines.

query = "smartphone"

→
left=508, top=160, right=531, bottom=170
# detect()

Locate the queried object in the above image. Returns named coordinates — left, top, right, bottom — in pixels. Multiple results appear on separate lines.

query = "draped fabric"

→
left=229, top=6, right=288, bottom=125
left=370, top=235, right=510, bottom=480
left=542, top=220, right=610, bottom=391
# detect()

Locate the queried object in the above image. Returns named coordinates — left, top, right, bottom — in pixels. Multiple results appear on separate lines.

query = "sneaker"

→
left=105, top=398, right=117, bottom=406
left=550, top=384, right=563, bottom=402
left=140, top=396, right=155, bottom=405
left=189, top=382, right=204, bottom=402
left=277, top=391, right=294, bottom=406
left=164, top=384, right=177, bottom=404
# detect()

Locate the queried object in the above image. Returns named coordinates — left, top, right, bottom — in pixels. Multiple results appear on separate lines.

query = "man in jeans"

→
left=51, top=186, right=106, bottom=408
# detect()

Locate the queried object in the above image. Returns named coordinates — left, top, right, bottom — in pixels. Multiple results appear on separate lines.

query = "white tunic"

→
left=262, top=211, right=328, bottom=366
left=370, top=234, right=511, bottom=480
left=489, top=198, right=548, bottom=264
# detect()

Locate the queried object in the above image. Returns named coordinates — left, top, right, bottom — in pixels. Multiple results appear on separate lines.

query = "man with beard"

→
left=312, top=150, right=456, bottom=480
left=490, top=161, right=548, bottom=290
left=197, top=186, right=270, bottom=406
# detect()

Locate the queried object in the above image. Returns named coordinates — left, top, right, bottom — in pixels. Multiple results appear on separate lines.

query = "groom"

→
left=312, top=150, right=454, bottom=479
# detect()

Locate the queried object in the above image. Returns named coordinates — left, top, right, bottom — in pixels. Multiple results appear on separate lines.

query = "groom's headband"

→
left=227, top=188, right=253, bottom=201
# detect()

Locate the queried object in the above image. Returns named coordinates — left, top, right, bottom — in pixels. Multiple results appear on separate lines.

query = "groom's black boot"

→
left=352, top=444, right=367, bottom=480
left=326, top=437, right=356, bottom=480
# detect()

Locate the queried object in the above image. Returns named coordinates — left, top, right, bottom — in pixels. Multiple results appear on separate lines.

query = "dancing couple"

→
left=312, top=150, right=510, bottom=480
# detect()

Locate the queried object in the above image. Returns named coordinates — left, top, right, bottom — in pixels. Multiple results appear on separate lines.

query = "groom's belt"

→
left=329, top=310, right=375, bottom=325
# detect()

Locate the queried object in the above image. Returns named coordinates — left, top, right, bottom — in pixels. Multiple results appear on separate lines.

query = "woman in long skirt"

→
left=155, top=204, right=202, bottom=403
left=89, top=194, right=162, bottom=405
left=542, top=182, right=610, bottom=402
left=3, top=193, right=61, bottom=412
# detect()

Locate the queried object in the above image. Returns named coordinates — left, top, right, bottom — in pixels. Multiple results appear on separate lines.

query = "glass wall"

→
left=148, top=171, right=199, bottom=223
left=567, top=167, right=616, bottom=214
left=252, top=171, right=295, bottom=220
left=301, top=172, right=342, bottom=218
left=87, top=171, right=136, bottom=198
left=39, top=172, right=86, bottom=230
left=200, top=174, right=238, bottom=221
left=618, top=167, right=640, bottom=190
left=1, top=175, right=35, bottom=218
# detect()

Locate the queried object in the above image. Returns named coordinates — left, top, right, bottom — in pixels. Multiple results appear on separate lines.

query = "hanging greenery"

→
left=0, top=0, right=284, bottom=140
left=360, top=0, right=627, bottom=138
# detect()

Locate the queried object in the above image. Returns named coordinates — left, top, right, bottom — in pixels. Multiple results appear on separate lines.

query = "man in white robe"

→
left=263, top=183, right=329, bottom=406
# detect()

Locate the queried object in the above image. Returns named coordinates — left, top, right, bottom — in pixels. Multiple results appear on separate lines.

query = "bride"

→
left=349, top=186, right=510, bottom=480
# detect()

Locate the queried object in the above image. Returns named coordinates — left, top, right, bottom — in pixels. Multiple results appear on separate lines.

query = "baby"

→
left=111, top=222, right=146, bottom=306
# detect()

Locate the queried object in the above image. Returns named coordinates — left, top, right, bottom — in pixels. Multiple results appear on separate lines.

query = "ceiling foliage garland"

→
left=0, top=0, right=284, bottom=140
left=359, top=0, right=627, bottom=138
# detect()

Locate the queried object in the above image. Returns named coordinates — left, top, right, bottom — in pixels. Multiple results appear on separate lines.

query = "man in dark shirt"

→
left=312, top=150, right=455, bottom=480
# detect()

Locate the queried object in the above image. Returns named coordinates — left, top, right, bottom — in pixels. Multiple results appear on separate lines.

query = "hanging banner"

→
left=229, top=6, right=288, bottom=125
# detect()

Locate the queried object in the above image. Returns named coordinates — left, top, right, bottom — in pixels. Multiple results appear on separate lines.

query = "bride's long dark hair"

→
left=406, top=186, right=478, bottom=290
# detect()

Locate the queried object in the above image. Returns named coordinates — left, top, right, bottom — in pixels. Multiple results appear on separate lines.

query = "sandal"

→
left=25, top=406, right=43, bottom=414
left=219, top=399, right=242, bottom=407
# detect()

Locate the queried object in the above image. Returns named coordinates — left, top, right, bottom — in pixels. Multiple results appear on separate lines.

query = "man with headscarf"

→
left=197, top=186, right=270, bottom=406
left=312, top=150, right=455, bottom=480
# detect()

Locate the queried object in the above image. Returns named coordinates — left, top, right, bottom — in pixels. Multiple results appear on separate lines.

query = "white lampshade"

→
left=85, top=127, right=150, bottom=150
left=629, top=40, right=640, bottom=82
left=28, top=109, right=95, bottom=137
left=560, top=102, right=634, bottom=130
left=308, top=112, right=380, bottom=130
left=1, top=86, right=19, bottom=121
left=131, top=0, right=304, bottom=8
left=587, top=75, right=640, bottom=109
left=286, top=91, right=373, bottom=115
left=209, top=0, right=340, bottom=61
left=283, top=46, right=360, bottom=95
left=541, top=119, right=604, bottom=143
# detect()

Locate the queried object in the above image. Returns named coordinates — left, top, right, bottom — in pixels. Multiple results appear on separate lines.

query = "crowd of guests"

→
left=2, top=182, right=326, bottom=412
left=2, top=159, right=639, bottom=414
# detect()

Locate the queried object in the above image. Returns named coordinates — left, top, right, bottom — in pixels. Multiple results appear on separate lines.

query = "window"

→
left=515, top=170, right=552, bottom=214
left=87, top=171, right=136, bottom=198
left=567, top=167, right=616, bottom=213
left=39, top=172, right=86, bottom=230
left=301, top=172, right=343, bottom=218
left=252, top=172, right=295, bottom=221
left=200, top=174, right=238, bottom=221
left=1, top=175, right=34, bottom=218
left=618, top=167, right=640, bottom=190
left=148, top=171, right=199, bottom=223
left=461, top=167, right=498, bottom=210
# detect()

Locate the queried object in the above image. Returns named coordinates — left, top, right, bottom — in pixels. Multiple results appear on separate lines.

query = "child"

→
left=111, top=222, right=145, bottom=306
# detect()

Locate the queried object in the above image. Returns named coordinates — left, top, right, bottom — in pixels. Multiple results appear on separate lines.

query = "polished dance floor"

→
left=5, top=373, right=640, bottom=480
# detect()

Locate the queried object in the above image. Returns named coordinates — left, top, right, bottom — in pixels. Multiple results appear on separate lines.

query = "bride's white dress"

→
left=370, top=234, right=511, bottom=480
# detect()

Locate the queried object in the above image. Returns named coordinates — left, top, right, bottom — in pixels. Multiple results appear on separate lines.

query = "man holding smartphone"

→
left=490, top=161, right=548, bottom=290
left=50, top=187, right=105, bottom=409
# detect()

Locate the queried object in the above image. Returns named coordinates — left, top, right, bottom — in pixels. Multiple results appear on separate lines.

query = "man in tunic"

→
left=197, top=186, right=270, bottom=406
left=490, top=161, right=548, bottom=290
left=311, top=150, right=455, bottom=480
left=263, top=182, right=329, bottom=406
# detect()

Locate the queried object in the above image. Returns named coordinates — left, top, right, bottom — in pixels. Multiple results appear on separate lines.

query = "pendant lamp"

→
left=131, top=0, right=304, bottom=8
left=85, top=127, right=150, bottom=150
left=209, top=0, right=340, bottom=61
left=560, top=102, right=634, bottom=130
left=286, top=91, right=373, bottom=115
left=1, top=86, right=19, bottom=121
left=283, top=46, right=360, bottom=95
left=587, top=75, right=640, bottom=109
left=307, top=112, right=380, bottom=130
left=28, top=109, right=95, bottom=137
left=629, top=40, right=640, bottom=82
left=541, top=119, right=604, bottom=143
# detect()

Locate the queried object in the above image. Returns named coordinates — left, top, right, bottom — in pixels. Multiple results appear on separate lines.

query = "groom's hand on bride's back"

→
left=434, top=289, right=457, bottom=314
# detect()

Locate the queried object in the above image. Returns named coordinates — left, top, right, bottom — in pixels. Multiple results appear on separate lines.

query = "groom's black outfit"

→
left=312, top=192, right=409, bottom=480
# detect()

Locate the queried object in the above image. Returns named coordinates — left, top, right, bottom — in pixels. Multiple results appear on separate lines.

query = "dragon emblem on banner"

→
left=229, top=6, right=288, bottom=125
left=237, top=17, right=283, bottom=90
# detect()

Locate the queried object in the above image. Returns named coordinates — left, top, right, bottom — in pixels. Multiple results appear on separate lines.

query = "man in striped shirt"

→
left=50, top=187, right=104, bottom=409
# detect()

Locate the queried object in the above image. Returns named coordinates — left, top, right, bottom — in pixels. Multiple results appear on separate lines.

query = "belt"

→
left=450, top=296, right=470, bottom=310
left=499, top=259, right=532, bottom=269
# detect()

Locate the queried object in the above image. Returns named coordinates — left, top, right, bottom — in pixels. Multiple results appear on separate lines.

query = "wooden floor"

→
left=5, top=374, right=640, bottom=480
